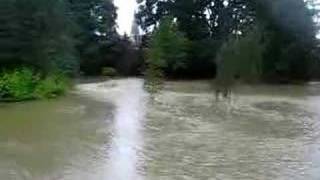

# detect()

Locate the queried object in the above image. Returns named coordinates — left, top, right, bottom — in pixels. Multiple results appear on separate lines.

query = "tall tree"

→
left=137, top=0, right=317, bottom=81
left=0, top=0, right=19, bottom=65
left=147, top=17, right=188, bottom=75
left=136, top=0, right=256, bottom=77
left=254, top=0, right=317, bottom=81
left=0, top=0, right=78, bottom=74
left=67, top=0, right=118, bottom=74
left=136, top=0, right=255, bottom=40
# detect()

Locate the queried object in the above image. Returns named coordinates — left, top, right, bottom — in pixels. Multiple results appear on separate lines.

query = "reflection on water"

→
left=106, top=80, right=147, bottom=180
left=0, top=79, right=320, bottom=180
left=77, top=79, right=148, bottom=180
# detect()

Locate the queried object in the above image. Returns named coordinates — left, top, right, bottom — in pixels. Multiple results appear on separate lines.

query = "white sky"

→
left=114, top=0, right=137, bottom=35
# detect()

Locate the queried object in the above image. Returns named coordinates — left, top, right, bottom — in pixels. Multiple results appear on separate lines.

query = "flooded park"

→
left=0, top=79, right=320, bottom=180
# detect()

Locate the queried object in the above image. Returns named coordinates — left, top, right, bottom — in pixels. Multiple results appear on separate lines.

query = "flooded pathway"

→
left=0, top=78, right=320, bottom=180
left=77, top=79, right=148, bottom=180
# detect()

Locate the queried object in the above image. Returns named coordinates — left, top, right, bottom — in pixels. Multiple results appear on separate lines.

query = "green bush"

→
left=34, top=74, right=69, bottom=99
left=0, top=68, right=69, bottom=101
left=101, top=67, right=118, bottom=77
left=0, top=68, right=37, bottom=101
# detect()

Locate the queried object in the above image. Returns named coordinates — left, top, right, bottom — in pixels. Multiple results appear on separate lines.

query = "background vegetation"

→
left=137, top=0, right=320, bottom=83
left=0, top=0, right=121, bottom=101
left=0, top=68, right=69, bottom=101
left=0, top=0, right=320, bottom=100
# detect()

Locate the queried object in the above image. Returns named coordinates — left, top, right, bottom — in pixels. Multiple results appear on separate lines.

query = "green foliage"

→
left=144, top=65, right=164, bottom=93
left=138, top=0, right=318, bottom=82
left=0, top=68, right=37, bottom=100
left=0, top=0, right=118, bottom=76
left=137, top=0, right=254, bottom=40
left=145, top=17, right=188, bottom=91
left=0, top=68, right=69, bottom=101
left=0, top=0, right=78, bottom=74
left=215, top=27, right=266, bottom=85
left=68, top=0, right=118, bottom=75
left=147, top=17, right=189, bottom=74
left=0, top=0, right=317, bottom=83
left=234, top=27, right=265, bottom=82
left=255, top=0, right=316, bottom=82
left=34, top=74, right=69, bottom=99
left=101, top=67, right=118, bottom=77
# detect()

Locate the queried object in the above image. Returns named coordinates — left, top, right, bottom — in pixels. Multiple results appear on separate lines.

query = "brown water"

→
left=0, top=79, right=319, bottom=180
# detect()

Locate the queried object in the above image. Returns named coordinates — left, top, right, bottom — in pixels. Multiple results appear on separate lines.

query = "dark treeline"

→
left=0, top=0, right=136, bottom=101
left=137, top=0, right=320, bottom=82
left=0, top=0, right=138, bottom=76
left=0, top=0, right=319, bottom=89
left=1, top=0, right=77, bottom=74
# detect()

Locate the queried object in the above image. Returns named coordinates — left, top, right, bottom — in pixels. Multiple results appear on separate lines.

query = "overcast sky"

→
left=114, top=0, right=137, bottom=35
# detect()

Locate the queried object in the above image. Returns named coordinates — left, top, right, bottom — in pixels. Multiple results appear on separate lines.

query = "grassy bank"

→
left=0, top=68, right=70, bottom=102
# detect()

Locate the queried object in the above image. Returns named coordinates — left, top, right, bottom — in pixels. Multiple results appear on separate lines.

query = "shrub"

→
left=34, top=73, right=69, bottom=99
left=0, top=68, right=69, bottom=101
left=0, top=68, right=37, bottom=101
left=101, top=67, right=118, bottom=77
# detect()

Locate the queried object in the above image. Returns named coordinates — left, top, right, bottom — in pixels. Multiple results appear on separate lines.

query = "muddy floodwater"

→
left=0, top=78, right=320, bottom=180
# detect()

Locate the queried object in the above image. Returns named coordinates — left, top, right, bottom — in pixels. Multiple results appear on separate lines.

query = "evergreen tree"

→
left=0, top=0, right=19, bottom=65
left=145, top=17, right=188, bottom=91
left=137, top=0, right=318, bottom=81
left=255, top=0, right=316, bottom=81
left=0, top=0, right=78, bottom=74
left=147, top=17, right=188, bottom=75
left=67, top=0, right=118, bottom=75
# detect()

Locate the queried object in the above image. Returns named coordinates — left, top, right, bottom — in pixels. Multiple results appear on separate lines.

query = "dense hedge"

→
left=0, top=68, right=69, bottom=102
